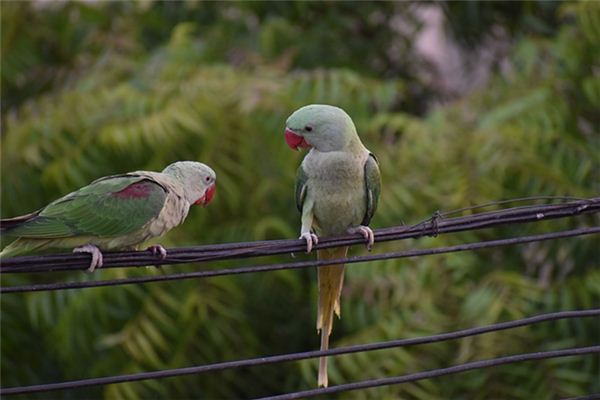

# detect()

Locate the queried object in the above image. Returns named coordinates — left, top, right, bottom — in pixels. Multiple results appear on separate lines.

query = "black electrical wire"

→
left=561, top=395, right=600, bottom=400
left=1, top=309, right=597, bottom=396
left=1, top=197, right=597, bottom=398
left=437, top=195, right=588, bottom=218
left=1, top=197, right=598, bottom=273
left=1, top=226, right=598, bottom=293
left=259, top=346, right=600, bottom=400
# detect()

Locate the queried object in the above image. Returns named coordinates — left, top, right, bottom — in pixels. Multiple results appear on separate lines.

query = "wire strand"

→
left=1, top=197, right=598, bottom=273
left=1, top=197, right=597, bottom=398
left=2, top=226, right=598, bottom=293
left=1, top=309, right=597, bottom=396
left=259, top=346, right=600, bottom=400
left=438, top=195, right=588, bottom=218
left=561, top=394, right=600, bottom=400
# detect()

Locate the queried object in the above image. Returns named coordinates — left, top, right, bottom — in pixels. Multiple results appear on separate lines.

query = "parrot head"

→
left=162, top=161, right=217, bottom=207
left=284, top=104, right=358, bottom=152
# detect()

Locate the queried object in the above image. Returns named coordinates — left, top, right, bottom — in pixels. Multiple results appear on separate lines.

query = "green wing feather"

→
left=295, top=164, right=309, bottom=213
left=361, top=153, right=381, bottom=226
left=6, top=175, right=168, bottom=239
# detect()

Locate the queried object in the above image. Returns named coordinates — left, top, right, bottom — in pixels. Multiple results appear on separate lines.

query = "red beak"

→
left=285, top=128, right=311, bottom=150
left=195, top=183, right=216, bottom=207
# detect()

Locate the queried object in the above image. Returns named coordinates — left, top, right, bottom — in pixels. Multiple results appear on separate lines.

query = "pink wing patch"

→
left=112, top=181, right=155, bottom=199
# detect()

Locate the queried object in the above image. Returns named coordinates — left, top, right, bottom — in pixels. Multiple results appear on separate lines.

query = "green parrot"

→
left=285, top=104, right=381, bottom=387
left=0, top=161, right=216, bottom=272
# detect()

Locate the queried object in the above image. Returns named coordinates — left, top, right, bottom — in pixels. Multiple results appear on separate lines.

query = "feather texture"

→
left=0, top=162, right=215, bottom=259
left=289, top=105, right=381, bottom=387
left=316, top=247, right=348, bottom=388
left=5, top=176, right=168, bottom=239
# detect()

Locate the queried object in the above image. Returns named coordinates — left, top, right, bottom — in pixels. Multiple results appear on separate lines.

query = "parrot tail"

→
left=0, top=238, right=51, bottom=259
left=0, top=211, right=39, bottom=233
left=316, top=246, right=348, bottom=388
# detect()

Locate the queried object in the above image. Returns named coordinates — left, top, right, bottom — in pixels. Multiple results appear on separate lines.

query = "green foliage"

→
left=0, top=1, right=429, bottom=116
left=1, top=1, right=598, bottom=399
left=442, top=1, right=562, bottom=46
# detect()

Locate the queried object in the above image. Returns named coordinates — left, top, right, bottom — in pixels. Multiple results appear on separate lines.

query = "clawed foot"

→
left=73, top=244, right=104, bottom=273
left=146, top=244, right=167, bottom=260
left=299, top=232, right=319, bottom=253
left=348, top=225, right=375, bottom=251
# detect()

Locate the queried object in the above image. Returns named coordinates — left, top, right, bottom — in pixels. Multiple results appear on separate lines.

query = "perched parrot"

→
left=0, top=161, right=216, bottom=272
left=285, top=104, right=381, bottom=387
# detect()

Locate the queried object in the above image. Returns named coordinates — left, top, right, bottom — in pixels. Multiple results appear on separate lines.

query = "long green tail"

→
left=316, top=246, right=348, bottom=388
left=0, top=238, right=52, bottom=258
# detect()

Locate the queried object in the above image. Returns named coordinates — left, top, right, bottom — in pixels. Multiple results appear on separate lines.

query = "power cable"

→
left=1, top=197, right=597, bottom=274
left=1, top=309, right=597, bottom=396
left=260, top=346, right=600, bottom=400
left=2, top=227, right=597, bottom=293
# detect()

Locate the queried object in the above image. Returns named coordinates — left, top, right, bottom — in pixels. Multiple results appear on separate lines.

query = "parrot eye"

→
left=205, top=176, right=211, bottom=182
left=304, top=125, right=313, bottom=132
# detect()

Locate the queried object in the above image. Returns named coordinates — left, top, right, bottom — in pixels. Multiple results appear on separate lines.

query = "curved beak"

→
left=284, top=128, right=311, bottom=150
left=195, top=183, right=216, bottom=207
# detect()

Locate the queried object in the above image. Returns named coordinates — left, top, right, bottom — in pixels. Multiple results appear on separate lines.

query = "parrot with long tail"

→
left=0, top=161, right=216, bottom=272
left=284, top=104, right=381, bottom=387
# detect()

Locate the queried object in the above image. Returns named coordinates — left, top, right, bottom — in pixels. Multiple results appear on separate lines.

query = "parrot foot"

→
left=299, top=232, right=319, bottom=253
left=73, top=244, right=104, bottom=273
left=147, top=244, right=167, bottom=260
left=348, top=225, right=375, bottom=251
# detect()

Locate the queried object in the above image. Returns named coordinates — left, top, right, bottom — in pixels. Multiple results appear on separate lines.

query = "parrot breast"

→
left=117, top=172, right=191, bottom=247
left=141, top=192, right=189, bottom=241
left=303, top=150, right=369, bottom=236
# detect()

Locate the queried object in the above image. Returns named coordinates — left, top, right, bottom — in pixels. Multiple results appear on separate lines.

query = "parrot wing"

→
left=294, top=164, right=309, bottom=213
left=6, top=175, right=168, bottom=239
left=361, top=153, right=381, bottom=226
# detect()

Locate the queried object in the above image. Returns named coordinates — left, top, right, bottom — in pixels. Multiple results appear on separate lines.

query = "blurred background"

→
left=1, top=1, right=599, bottom=398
